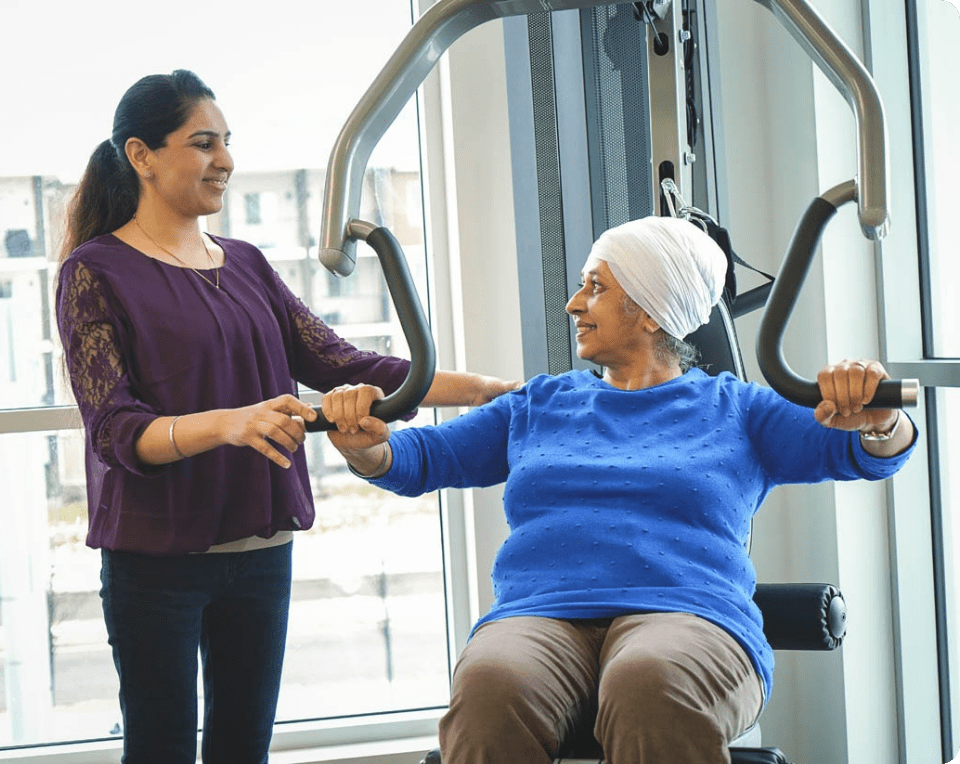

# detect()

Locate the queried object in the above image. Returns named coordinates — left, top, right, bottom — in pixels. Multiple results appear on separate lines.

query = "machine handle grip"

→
left=756, top=193, right=918, bottom=410
left=306, top=226, right=437, bottom=432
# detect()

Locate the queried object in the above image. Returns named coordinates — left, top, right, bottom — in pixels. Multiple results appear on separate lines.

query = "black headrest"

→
left=686, top=300, right=746, bottom=381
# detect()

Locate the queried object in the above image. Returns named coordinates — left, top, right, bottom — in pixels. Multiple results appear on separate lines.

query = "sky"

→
left=0, top=0, right=422, bottom=180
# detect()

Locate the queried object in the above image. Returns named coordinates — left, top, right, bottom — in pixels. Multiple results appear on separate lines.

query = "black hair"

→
left=60, top=70, right=216, bottom=259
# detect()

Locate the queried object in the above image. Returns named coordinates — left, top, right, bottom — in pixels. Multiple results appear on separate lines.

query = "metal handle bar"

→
left=319, top=0, right=890, bottom=278
left=756, top=181, right=918, bottom=409
left=753, top=0, right=888, bottom=240
left=319, top=0, right=615, bottom=278
left=305, top=221, right=437, bottom=432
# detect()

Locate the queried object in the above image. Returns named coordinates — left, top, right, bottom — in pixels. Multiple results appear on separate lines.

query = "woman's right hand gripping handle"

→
left=322, top=384, right=394, bottom=479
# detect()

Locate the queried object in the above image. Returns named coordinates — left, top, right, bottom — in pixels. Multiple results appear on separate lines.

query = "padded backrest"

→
left=686, top=300, right=746, bottom=382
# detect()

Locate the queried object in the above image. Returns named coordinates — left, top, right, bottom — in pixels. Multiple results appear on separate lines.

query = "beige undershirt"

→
left=201, top=530, right=294, bottom=554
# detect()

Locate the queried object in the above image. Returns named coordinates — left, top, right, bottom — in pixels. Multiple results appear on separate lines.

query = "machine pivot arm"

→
left=756, top=182, right=918, bottom=409
left=753, top=0, right=888, bottom=240
left=306, top=221, right=437, bottom=432
left=319, top=0, right=616, bottom=278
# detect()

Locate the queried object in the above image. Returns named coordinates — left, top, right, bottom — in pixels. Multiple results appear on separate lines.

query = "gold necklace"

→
left=133, top=216, right=221, bottom=289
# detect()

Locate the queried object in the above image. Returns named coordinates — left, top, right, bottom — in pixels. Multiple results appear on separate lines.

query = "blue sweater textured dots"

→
left=372, top=368, right=914, bottom=699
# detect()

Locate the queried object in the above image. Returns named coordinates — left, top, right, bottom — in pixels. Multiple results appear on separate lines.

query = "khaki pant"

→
left=439, top=613, right=763, bottom=764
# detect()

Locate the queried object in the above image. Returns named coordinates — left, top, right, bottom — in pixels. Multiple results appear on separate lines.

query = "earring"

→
left=143, top=171, right=153, bottom=179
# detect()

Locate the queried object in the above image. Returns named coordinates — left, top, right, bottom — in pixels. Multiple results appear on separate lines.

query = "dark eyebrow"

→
left=188, top=130, right=231, bottom=140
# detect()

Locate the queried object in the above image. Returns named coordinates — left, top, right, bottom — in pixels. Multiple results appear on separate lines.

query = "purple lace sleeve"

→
left=269, top=268, right=412, bottom=395
left=56, top=259, right=157, bottom=471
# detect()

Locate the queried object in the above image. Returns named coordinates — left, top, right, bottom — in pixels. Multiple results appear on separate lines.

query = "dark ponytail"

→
left=61, top=140, right=139, bottom=259
left=60, top=70, right=216, bottom=260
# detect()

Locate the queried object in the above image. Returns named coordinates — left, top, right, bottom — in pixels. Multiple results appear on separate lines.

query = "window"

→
left=916, top=2, right=960, bottom=359
left=0, top=0, right=449, bottom=754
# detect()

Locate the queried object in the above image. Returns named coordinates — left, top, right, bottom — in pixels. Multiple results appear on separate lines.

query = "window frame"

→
left=866, top=0, right=955, bottom=759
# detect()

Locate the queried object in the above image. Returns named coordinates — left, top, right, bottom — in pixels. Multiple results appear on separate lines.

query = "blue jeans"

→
left=100, top=542, right=292, bottom=764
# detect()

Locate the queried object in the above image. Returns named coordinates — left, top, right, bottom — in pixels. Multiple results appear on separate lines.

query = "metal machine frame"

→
left=306, top=0, right=915, bottom=433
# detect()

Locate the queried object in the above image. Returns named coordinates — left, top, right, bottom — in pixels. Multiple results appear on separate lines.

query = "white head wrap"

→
left=588, top=216, right=728, bottom=339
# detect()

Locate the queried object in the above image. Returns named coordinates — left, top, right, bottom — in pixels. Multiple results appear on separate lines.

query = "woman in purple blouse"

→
left=55, top=70, right=515, bottom=764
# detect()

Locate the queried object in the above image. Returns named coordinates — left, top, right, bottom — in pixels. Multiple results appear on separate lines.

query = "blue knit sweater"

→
left=370, top=368, right=914, bottom=698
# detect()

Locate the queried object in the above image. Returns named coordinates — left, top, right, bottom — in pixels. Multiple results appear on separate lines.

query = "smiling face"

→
left=138, top=98, right=233, bottom=220
left=565, top=255, right=658, bottom=368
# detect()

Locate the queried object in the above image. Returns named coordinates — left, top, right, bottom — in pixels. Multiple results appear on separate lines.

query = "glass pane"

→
left=0, top=417, right=449, bottom=748
left=915, top=2, right=960, bottom=754
left=283, top=413, right=448, bottom=720
left=0, top=0, right=424, bottom=410
left=935, top=390, right=960, bottom=751
left=0, top=0, right=450, bottom=751
left=918, top=0, right=960, bottom=356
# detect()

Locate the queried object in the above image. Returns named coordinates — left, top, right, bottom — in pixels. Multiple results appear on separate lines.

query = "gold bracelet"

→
left=169, top=415, right=188, bottom=460
left=860, top=411, right=902, bottom=442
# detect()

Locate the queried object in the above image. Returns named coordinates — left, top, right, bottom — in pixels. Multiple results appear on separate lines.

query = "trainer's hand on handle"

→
left=222, top=394, right=316, bottom=469
left=814, top=359, right=914, bottom=457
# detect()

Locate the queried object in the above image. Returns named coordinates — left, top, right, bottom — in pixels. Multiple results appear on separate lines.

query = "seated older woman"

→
left=322, top=217, right=916, bottom=764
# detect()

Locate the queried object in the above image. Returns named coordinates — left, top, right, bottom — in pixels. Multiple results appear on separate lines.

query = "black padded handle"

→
left=306, top=226, right=436, bottom=432
left=756, top=195, right=917, bottom=409
left=754, top=582, right=847, bottom=651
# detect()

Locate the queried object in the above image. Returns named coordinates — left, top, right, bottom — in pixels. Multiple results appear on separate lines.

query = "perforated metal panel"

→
left=528, top=13, right=573, bottom=375
left=507, top=6, right=655, bottom=378
left=582, top=5, right=655, bottom=232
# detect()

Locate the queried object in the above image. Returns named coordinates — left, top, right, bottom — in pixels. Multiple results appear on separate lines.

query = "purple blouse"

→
left=56, top=234, right=411, bottom=555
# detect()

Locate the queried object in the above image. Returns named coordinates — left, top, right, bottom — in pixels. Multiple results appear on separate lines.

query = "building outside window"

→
left=244, top=192, right=263, bottom=226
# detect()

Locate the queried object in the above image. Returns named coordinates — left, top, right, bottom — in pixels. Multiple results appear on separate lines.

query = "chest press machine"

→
left=305, top=0, right=919, bottom=760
